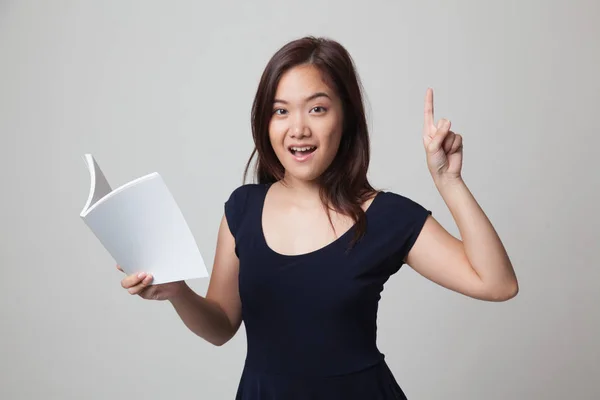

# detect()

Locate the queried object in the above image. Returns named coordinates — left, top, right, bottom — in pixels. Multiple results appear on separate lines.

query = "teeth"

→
left=291, top=146, right=315, bottom=152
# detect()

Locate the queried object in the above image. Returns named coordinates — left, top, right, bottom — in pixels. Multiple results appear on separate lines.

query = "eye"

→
left=310, top=106, right=327, bottom=113
left=273, top=108, right=287, bottom=115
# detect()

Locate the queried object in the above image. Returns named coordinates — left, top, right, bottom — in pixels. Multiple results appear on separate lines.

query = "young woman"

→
left=118, top=36, right=518, bottom=399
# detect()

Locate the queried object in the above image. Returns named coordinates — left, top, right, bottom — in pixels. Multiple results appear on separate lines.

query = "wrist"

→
left=433, top=173, right=464, bottom=189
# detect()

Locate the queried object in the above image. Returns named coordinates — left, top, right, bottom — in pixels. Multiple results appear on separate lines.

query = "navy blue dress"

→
left=224, top=183, right=431, bottom=399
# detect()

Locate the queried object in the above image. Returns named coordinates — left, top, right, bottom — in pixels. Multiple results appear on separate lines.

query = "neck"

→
left=279, top=174, right=321, bottom=202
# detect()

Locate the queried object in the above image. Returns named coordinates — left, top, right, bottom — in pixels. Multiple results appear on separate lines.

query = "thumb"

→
left=428, top=119, right=451, bottom=153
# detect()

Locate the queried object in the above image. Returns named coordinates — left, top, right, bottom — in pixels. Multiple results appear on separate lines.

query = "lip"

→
left=291, top=149, right=316, bottom=162
left=288, top=145, right=317, bottom=163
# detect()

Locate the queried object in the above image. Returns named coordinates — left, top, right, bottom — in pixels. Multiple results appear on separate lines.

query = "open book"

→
left=80, top=154, right=209, bottom=284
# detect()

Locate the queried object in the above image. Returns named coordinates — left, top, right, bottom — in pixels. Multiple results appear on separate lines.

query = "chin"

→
left=283, top=167, right=323, bottom=183
left=276, top=147, right=334, bottom=183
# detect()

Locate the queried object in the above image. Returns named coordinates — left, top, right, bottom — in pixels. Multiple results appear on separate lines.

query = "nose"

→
left=289, top=113, right=311, bottom=139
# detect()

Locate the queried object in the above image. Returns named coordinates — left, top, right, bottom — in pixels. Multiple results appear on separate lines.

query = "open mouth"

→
left=288, top=146, right=317, bottom=157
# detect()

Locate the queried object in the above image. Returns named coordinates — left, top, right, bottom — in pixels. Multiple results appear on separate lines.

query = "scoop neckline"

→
left=258, top=183, right=384, bottom=258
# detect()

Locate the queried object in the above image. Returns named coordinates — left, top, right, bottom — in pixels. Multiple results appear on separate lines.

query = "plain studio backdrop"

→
left=1, top=1, right=598, bottom=399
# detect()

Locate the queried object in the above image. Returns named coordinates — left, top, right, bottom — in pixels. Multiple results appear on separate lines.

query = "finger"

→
left=424, top=88, right=435, bottom=132
left=127, top=274, right=154, bottom=295
left=450, top=133, right=463, bottom=153
left=121, top=272, right=148, bottom=289
left=443, top=131, right=456, bottom=153
left=428, top=119, right=451, bottom=152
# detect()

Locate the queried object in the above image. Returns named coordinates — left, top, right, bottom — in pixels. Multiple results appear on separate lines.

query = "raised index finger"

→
left=424, top=88, right=435, bottom=130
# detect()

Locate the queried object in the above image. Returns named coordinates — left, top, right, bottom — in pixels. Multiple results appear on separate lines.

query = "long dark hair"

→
left=243, top=36, right=378, bottom=246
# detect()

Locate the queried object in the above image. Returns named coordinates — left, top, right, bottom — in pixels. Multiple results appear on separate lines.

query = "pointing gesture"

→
left=423, top=88, right=463, bottom=182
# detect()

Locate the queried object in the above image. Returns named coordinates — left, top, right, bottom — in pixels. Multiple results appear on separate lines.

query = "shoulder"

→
left=225, top=183, right=265, bottom=203
left=375, top=190, right=432, bottom=217
left=224, top=183, right=267, bottom=236
left=368, top=190, right=432, bottom=269
left=372, top=190, right=432, bottom=247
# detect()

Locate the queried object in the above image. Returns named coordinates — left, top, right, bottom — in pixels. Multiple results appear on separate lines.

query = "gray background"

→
left=1, top=1, right=598, bottom=399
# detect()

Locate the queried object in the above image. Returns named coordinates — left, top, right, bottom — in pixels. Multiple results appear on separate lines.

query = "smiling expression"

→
left=268, top=64, right=344, bottom=183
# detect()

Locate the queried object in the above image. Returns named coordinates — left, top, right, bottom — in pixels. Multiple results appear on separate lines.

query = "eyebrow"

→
left=273, top=92, right=331, bottom=104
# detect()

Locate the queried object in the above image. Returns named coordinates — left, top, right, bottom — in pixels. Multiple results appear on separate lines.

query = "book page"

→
left=81, top=154, right=112, bottom=216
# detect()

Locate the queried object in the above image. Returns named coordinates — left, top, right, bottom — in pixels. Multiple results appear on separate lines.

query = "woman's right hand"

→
left=117, top=265, right=187, bottom=301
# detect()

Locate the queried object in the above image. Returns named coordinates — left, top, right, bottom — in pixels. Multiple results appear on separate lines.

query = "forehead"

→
left=275, top=64, right=334, bottom=100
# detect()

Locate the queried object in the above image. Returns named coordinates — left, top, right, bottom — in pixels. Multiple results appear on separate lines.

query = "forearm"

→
left=168, top=283, right=236, bottom=346
left=435, top=176, right=518, bottom=296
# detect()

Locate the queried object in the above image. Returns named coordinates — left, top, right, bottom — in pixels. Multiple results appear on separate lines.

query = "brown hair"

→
left=243, top=36, right=378, bottom=247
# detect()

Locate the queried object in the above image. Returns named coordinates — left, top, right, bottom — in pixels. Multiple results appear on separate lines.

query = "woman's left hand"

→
left=422, top=88, right=463, bottom=183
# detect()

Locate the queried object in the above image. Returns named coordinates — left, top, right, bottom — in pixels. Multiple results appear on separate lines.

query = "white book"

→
left=80, top=154, right=209, bottom=284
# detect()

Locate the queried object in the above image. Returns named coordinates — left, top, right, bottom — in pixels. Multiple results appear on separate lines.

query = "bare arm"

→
left=407, top=88, right=518, bottom=302
left=405, top=177, right=518, bottom=302
left=167, top=214, right=242, bottom=346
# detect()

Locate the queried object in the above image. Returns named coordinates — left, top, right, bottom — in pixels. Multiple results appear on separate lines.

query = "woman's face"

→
left=268, top=64, right=344, bottom=183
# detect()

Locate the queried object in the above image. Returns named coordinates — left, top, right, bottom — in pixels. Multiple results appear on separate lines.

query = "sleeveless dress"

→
left=224, top=183, right=431, bottom=399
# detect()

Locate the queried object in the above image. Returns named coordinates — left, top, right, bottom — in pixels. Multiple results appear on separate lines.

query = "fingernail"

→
left=138, top=272, right=146, bottom=278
